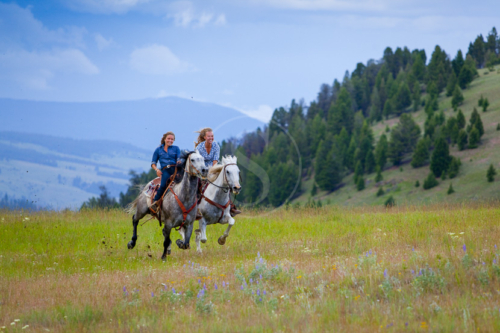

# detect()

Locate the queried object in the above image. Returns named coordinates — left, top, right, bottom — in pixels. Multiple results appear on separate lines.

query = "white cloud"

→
left=0, top=49, right=99, bottom=90
left=61, top=0, right=151, bottom=14
left=0, top=3, right=98, bottom=90
left=170, top=2, right=226, bottom=28
left=0, top=3, right=86, bottom=48
left=130, top=44, right=193, bottom=75
left=95, top=33, right=116, bottom=51
left=239, top=105, right=274, bottom=122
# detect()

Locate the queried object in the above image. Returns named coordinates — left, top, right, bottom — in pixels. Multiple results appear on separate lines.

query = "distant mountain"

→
left=0, top=97, right=264, bottom=150
left=0, top=132, right=152, bottom=209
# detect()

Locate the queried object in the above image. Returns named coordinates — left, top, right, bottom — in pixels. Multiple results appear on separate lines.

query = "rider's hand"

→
left=156, top=169, right=162, bottom=177
left=176, top=160, right=182, bottom=165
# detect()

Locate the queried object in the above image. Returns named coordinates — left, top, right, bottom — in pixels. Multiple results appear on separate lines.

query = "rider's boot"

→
left=150, top=200, right=159, bottom=213
left=230, top=203, right=241, bottom=217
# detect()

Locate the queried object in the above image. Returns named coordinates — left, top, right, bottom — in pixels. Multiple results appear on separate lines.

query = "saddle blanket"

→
left=144, top=177, right=161, bottom=207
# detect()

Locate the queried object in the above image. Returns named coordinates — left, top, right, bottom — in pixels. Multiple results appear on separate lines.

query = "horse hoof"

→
left=176, top=239, right=185, bottom=249
left=201, top=239, right=207, bottom=244
left=127, top=241, right=135, bottom=249
left=218, top=236, right=226, bottom=245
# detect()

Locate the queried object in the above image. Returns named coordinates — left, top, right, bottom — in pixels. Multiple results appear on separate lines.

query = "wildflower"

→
left=369, top=249, right=372, bottom=255
left=214, top=284, right=218, bottom=290
left=151, top=292, right=154, bottom=297
left=459, top=232, right=464, bottom=235
left=257, top=290, right=260, bottom=296
left=297, top=275, right=302, bottom=279
left=14, top=320, right=20, bottom=323
left=383, top=269, right=388, bottom=278
left=123, top=286, right=126, bottom=292
left=259, top=297, right=262, bottom=302
left=463, top=244, right=466, bottom=252
left=405, top=323, right=408, bottom=327
left=494, top=259, right=497, bottom=264
left=222, top=281, right=226, bottom=288
left=259, top=274, right=262, bottom=279
left=257, top=252, right=260, bottom=257
left=412, top=248, right=415, bottom=252
left=411, top=270, right=415, bottom=274
left=10, top=323, right=15, bottom=326
left=241, top=285, right=244, bottom=290
left=172, top=288, right=176, bottom=294
left=198, top=279, right=201, bottom=284
left=259, top=257, right=263, bottom=264
left=250, top=278, right=253, bottom=283
left=203, top=283, right=206, bottom=290
left=263, top=290, right=266, bottom=295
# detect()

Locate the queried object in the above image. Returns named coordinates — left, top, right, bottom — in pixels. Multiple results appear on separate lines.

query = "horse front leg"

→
left=176, top=222, right=193, bottom=250
left=127, top=214, right=139, bottom=249
left=162, top=226, right=172, bottom=260
left=218, top=216, right=235, bottom=245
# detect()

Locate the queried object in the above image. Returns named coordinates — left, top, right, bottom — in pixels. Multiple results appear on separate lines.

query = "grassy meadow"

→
left=2, top=204, right=500, bottom=332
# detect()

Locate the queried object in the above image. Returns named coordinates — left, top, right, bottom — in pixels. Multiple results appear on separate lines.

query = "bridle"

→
left=206, top=163, right=237, bottom=193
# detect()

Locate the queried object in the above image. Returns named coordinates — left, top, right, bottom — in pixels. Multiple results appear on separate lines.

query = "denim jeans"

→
left=153, top=166, right=175, bottom=201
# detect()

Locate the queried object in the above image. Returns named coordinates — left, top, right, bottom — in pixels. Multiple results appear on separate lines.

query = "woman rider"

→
left=150, top=132, right=181, bottom=212
left=195, top=128, right=241, bottom=216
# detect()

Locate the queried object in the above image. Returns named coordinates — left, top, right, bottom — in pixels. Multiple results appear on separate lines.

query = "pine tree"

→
left=451, top=85, right=464, bottom=111
left=487, top=164, right=497, bottom=182
left=426, top=81, right=439, bottom=98
left=482, top=98, right=489, bottom=112
left=423, top=173, right=439, bottom=190
left=375, top=134, right=388, bottom=169
left=448, top=157, right=461, bottom=178
left=425, top=96, right=439, bottom=117
left=354, top=160, right=364, bottom=184
left=411, top=137, right=430, bottom=168
left=457, top=109, right=466, bottom=129
left=315, top=136, right=342, bottom=191
left=375, top=166, right=383, bottom=182
left=497, top=123, right=500, bottom=131
left=388, top=114, right=421, bottom=165
left=395, top=82, right=412, bottom=113
left=478, top=94, right=484, bottom=107
left=469, top=108, right=484, bottom=137
left=383, top=100, right=393, bottom=119
left=445, top=71, right=458, bottom=97
left=415, top=180, right=420, bottom=187
left=450, top=124, right=459, bottom=144
left=447, top=183, right=455, bottom=194
left=385, top=125, right=390, bottom=133
left=384, top=195, right=395, bottom=207
left=412, top=84, right=421, bottom=112
left=468, top=126, right=480, bottom=149
left=356, top=177, right=365, bottom=191
left=430, top=137, right=451, bottom=178
left=311, top=183, right=318, bottom=196
left=457, top=129, right=468, bottom=151
left=376, top=187, right=385, bottom=197
left=365, top=150, right=376, bottom=174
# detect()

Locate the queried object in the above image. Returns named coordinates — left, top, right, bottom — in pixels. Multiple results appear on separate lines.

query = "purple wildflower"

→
left=412, top=248, right=415, bottom=252
left=369, top=249, right=372, bottom=255
left=463, top=244, right=466, bottom=252
left=172, top=288, right=176, bottom=294
left=494, top=259, right=497, bottom=264
left=483, top=262, right=486, bottom=265
left=125, top=292, right=128, bottom=296
left=259, top=297, right=262, bottom=302
left=257, top=289, right=260, bottom=296
left=214, top=283, right=218, bottom=290
left=198, top=279, right=201, bottom=284
left=260, top=274, right=262, bottom=279
left=384, top=269, right=388, bottom=278
left=151, top=292, right=154, bottom=297
left=259, top=257, right=264, bottom=264
left=411, top=270, right=415, bottom=274
left=252, top=290, right=254, bottom=294
left=123, top=286, right=126, bottom=292
left=203, top=283, right=206, bottom=290
left=222, top=281, right=226, bottom=288
left=263, top=290, right=266, bottom=295
left=405, top=322, right=408, bottom=327
left=257, top=252, right=260, bottom=257
left=241, top=285, right=244, bottom=290
left=250, top=278, right=253, bottom=284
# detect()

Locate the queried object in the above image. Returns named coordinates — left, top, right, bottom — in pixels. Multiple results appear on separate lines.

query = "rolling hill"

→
left=296, top=65, right=500, bottom=206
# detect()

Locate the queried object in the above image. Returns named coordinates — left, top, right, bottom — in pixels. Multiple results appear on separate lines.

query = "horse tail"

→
left=124, top=184, right=147, bottom=215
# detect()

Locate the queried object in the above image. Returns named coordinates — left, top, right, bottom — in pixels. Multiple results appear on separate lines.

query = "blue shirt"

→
left=151, top=145, right=181, bottom=169
left=196, top=141, right=220, bottom=167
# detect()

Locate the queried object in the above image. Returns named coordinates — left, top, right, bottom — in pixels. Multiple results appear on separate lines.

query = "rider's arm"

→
left=213, top=142, right=220, bottom=166
left=151, top=147, right=161, bottom=176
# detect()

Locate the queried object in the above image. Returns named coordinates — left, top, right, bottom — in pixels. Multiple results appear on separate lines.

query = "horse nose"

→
left=233, top=185, right=241, bottom=192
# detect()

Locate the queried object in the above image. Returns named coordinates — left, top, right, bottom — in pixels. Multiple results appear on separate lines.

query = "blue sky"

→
left=1, top=0, right=499, bottom=122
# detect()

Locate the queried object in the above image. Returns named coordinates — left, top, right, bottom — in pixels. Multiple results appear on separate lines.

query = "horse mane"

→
left=172, top=150, right=194, bottom=184
left=206, top=155, right=237, bottom=182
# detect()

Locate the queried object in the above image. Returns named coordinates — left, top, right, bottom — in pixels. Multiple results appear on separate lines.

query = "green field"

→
left=2, top=205, right=500, bottom=332
left=296, top=66, right=500, bottom=207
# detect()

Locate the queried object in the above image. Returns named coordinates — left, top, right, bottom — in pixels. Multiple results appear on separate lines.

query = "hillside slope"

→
left=296, top=65, right=500, bottom=206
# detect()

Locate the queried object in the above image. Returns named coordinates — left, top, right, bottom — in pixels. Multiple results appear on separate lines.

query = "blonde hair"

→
left=194, top=127, right=213, bottom=148
left=160, top=131, right=176, bottom=145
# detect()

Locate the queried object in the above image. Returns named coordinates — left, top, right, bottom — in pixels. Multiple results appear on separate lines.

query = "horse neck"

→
left=206, top=165, right=229, bottom=201
left=175, top=162, right=198, bottom=200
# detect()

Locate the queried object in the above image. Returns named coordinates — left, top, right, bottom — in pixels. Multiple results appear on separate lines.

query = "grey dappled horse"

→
left=126, top=151, right=208, bottom=259
left=189, top=155, right=241, bottom=252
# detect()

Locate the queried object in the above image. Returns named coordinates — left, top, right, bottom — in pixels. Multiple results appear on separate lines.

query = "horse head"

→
left=222, top=155, right=241, bottom=194
left=187, top=150, right=208, bottom=179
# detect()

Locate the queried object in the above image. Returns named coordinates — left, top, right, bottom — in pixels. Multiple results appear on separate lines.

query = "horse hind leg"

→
left=162, top=227, right=172, bottom=260
left=127, top=214, right=139, bottom=249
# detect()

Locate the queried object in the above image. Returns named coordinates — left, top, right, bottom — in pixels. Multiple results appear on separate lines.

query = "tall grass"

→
left=1, top=204, right=500, bottom=332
